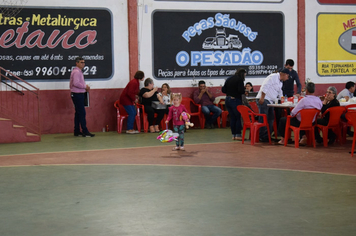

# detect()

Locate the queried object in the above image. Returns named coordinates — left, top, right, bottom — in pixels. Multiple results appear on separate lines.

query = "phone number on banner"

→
left=4, top=66, right=97, bottom=77
left=248, top=65, right=278, bottom=75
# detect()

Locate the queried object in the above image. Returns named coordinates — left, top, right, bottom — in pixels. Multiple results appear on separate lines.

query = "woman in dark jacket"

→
left=139, top=78, right=165, bottom=133
left=222, top=68, right=246, bottom=140
left=315, top=86, right=340, bottom=144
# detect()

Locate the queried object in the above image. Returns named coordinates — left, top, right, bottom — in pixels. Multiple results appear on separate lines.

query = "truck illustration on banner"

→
left=202, top=28, right=242, bottom=50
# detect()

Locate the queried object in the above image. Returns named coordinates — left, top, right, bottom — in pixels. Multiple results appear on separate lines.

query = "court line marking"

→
left=0, top=163, right=356, bottom=177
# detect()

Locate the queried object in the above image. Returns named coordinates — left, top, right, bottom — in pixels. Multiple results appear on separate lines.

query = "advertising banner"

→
left=155, top=0, right=282, bottom=2
left=0, top=8, right=113, bottom=80
left=318, top=0, right=356, bottom=4
left=317, top=13, right=356, bottom=76
left=152, top=11, right=284, bottom=79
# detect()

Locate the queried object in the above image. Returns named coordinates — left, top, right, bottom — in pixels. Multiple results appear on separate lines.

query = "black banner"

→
left=0, top=8, right=112, bottom=80
left=153, top=11, right=284, bottom=79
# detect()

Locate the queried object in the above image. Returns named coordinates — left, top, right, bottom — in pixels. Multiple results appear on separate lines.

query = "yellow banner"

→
left=317, top=14, right=356, bottom=76
left=318, top=62, right=356, bottom=75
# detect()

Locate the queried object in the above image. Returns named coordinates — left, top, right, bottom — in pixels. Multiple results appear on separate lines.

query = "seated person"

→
left=277, top=82, right=323, bottom=145
left=159, top=83, right=172, bottom=105
left=337, top=81, right=355, bottom=102
left=193, top=80, right=222, bottom=128
left=245, top=82, right=253, bottom=96
left=159, top=83, right=172, bottom=114
left=314, top=86, right=340, bottom=145
left=139, top=78, right=166, bottom=133
left=338, top=82, right=356, bottom=136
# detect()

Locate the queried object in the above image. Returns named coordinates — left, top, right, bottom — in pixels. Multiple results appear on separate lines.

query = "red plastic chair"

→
left=136, top=103, right=166, bottom=133
left=114, top=100, right=141, bottom=133
left=248, top=100, right=259, bottom=113
left=181, top=97, right=204, bottom=129
left=341, top=104, right=356, bottom=143
left=345, top=111, right=356, bottom=157
left=215, top=99, right=229, bottom=128
left=249, top=100, right=278, bottom=139
left=287, top=97, right=294, bottom=103
left=316, top=106, right=346, bottom=147
left=237, top=105, right=271, bottom=145
left=284, top=108, right=320, bottom=148
left=217, top=99, right=228, bottom=128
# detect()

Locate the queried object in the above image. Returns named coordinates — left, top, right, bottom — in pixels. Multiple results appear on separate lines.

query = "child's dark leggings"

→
left=174, top=125, right=185, bottom=147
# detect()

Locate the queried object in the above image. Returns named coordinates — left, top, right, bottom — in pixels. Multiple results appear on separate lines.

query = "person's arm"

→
left=142, top=87, right=158, bottom=98
left=317, top=107, right=323, bottom=118
left=237, top=79, right=245, bottom=96
left=126, top=81, right=137, bottom=102
left=205, top=87, right=214, bottom=100
left=165, top=107, right=173, bottom=123
left=259, top=92, right=266, bottom=105
left=157, top=93, right=164, bottom=104
left=198, top=89, right=206, bottom=100
left=182, top=105, right=188, bottom=113
left=258, top=77, right=272, bottom=104
left=322, top=97, right=329, bottom=105
left=294, top=72, right=302, bottom=95
left=193, top=90, right=201, bottom=104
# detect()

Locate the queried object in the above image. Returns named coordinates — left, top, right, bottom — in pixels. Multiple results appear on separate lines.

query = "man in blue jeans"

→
left=193, top=80, right=222, bottom=128
left=70, top=57, right=95, bottom=137
left=256, top=68, right=290, bottom=142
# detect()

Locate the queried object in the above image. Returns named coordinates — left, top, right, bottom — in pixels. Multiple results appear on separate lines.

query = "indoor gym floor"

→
left=1, top=128, right=356, bottom=236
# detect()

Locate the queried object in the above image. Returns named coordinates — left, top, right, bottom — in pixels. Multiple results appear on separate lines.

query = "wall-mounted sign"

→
left=155, top=0, right=282, bottom=2
left=0, top=8, right=113, bottom=80
left=318, top=0, right=356, bottom=4
left=152, top=11, right=284, bottom=79
left=317, top=13, right=356, bottom=76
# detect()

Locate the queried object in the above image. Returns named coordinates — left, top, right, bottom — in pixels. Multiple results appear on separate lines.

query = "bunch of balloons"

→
left=157, top=129, right=179, bottom=143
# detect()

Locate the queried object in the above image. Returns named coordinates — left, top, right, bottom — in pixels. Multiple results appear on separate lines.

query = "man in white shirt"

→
left=336, top=81, right=355, bottom=101
left=338, top=81, right=356, bottom=137
left=256, top=68, right=290, bottom=142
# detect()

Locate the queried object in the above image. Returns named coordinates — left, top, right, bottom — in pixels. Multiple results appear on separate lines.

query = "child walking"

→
left=166, top=93, right=187, bottom=151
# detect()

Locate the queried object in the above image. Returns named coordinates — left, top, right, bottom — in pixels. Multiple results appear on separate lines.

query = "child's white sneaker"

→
left=180, top=146, right=185, bottom=151
left=172, top=146, right=180, bottom=151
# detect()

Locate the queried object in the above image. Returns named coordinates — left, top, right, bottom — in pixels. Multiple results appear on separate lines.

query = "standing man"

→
left=256, top=68, right=290, bottom=142
left=282, top=59, right=302, bottom=97
left=193, top=80, right=222, bottom=128
left=275, top=59, right=302, bottom=127
left=70, top=56, right=95, bottom=137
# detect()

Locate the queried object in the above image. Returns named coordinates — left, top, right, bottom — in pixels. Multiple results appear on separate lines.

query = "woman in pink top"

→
left=166, top=93, right=188, bottom=151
